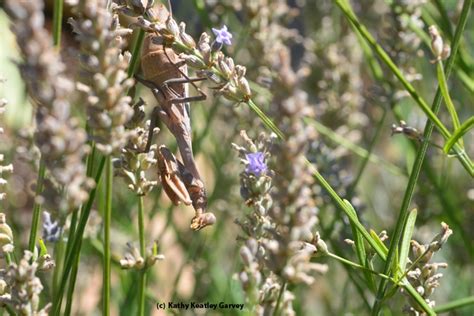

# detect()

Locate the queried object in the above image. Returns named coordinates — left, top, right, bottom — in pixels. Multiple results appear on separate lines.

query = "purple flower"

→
left=245, top=152, right=267, bottom=176
left=212, top=25, right=233, bottom=46
left=42, top=211, right=61, bottom=242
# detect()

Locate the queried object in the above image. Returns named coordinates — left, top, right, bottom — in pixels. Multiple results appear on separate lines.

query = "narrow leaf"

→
left=437, top=61, right=463, bottom=146
left=444, top=116, right=474, bottom=153
left=399, top=209, right=417, bottom=274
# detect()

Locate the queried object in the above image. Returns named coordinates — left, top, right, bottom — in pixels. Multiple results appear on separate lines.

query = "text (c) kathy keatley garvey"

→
left=156, top=301, right=245, bottom=311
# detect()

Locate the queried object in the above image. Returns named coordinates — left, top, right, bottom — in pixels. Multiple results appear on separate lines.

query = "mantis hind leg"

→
left=162, top=48, right=207, bottom=104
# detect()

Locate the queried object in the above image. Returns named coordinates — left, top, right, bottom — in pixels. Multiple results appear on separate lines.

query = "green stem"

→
left=372, top=0, right=473, bottom=314
left=28, top=159, right=45, bottom=252
left=64, top=248, right=80, bottom=316
left=273, top=281, right=286, bottom=316
left=103, top=155, right=113, bottom=316
left=52, top=155, right=106, bottom=316
left=63, top=211, right=78, bottom=263
left=436, top=60, right=462, bottom=144
left=137, top=196, right=146, bottom=316
left=444, top=116, right=474, bottom=154
left=128, top=29, right=145, bottom=78
left=52, top=232, right=65, bottom=301
left=52, top=0, right=63, bottom=47
left=434, top=296, right=474, bottom=313
left=326, top=253, right=392, bottom=281
left=5, top=252, right=12, bottom=265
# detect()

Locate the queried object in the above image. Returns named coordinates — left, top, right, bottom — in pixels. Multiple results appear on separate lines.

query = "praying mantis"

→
left=136, top=2, right=215, bottom=230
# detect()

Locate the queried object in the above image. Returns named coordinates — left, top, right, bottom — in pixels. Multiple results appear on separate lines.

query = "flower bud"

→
left=180, top=54, right=206, bottom=69
left=218, top=58, right=233, bottom=79
left=429, top=25, right=443, bottom=60
left=166, top=17, right=179, bottom=37
left=179, top=22, right=196, bottom=48
left=0, top=213, right=13, bottom=247
left=441, top=44, right=451, bottom=60
left=237, top=77, right=252, bottom=97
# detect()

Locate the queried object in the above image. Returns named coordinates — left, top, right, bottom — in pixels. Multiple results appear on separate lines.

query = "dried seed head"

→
left=6, top=0, right=91, bottom=213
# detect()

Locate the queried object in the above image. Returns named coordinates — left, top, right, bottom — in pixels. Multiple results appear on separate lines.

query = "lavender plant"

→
left=4, top=0, right=91, bottom=219
left=233, top=131, right=328, bottom=315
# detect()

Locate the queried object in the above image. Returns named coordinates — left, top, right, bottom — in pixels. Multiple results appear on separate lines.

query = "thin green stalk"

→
left=5, top=252, right=12, bottom=265
left=52, top=0, right=63, bottom=46
left=62, top=143, right=96, bottom=315
left=326, top=253, right=392, bottom=281
left=372, top=0, right=473, bottom=314
left=52, top=156, right=106, bottom=316
left=444, top=116, right=473, bottom=154
left=64, top=245, right=80, bottom=316
left=137, top=196, right=146, bottom=316
left=52, top=232, right=65, bottom=301
left=436, top=60, right=462, bottom=145
left=28, top=159, right=45, bottom=252
left=63, top=211, right=78, bottom=262
left=321, top=208, right=373, bottom=308
left=273, top=281, right=286, bottom=316
left=103, top=155, right=113, bottom=316
left=334, top=0, right=473, bottom=176
left=434, top=296, right=474, bottom=314
left=128, top=29, right=145, bottom=78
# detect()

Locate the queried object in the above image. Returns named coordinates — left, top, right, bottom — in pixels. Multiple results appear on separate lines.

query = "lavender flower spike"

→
left=212, top=25, right=233, bottom=46
left=245, top=152, right=267, bottom=176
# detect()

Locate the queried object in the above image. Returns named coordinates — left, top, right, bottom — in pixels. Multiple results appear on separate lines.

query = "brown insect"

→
left=137, top=2, right=215, bottom=230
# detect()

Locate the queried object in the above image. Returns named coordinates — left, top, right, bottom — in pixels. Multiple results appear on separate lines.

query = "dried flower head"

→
left=402, top=222, right=452, bottom=314
left=5, top=0, right=91, bottom=213
left=69, top=0, right=135, bottom=155
left=120, top=242, right=164, bottom=270
left=0, top=251, right=51, bottom=315
left=0, top=213, right=14, bottom=255
left=114, top=100, right=159, bottom=196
